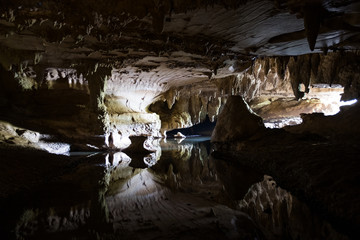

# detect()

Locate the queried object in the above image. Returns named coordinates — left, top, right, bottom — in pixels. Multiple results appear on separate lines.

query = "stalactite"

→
left=287, top=57, right=304, bottom=100
left=164, top=88, right=177, bottom=109
left=87, top=66, right=112, bottom=133
left=303, top=4, right=322, bottom=51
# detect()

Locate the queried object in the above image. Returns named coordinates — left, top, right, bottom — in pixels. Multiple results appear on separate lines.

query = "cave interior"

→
left=0, top=0, right=360, bottom=239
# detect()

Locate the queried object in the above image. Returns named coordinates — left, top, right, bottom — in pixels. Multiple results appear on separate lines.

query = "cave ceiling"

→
left=1, top=0, right=359, bottom=77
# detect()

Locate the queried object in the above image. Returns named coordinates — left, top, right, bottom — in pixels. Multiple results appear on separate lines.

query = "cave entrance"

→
left=250, top=84, right=358, bottom=129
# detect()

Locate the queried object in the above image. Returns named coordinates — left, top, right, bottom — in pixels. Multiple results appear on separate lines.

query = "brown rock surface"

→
left=211, top=96, right=265, bottom=142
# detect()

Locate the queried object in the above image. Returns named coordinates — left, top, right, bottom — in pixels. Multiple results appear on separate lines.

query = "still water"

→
left=1, top=137, right=347, bottom=240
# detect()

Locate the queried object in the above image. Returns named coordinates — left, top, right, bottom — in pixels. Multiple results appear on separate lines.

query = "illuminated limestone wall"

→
left=1, top=51, right=360, bottom=145
left=0, top=0, right=359, bottom=147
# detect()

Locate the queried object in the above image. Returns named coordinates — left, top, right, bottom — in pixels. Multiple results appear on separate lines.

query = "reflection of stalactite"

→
left=108, top=132, right=113, bottom=147
left=237, top=175, right=347, bottom=240
left=152, top=140, right=215, bottom=191
left=108, top=132, right=114, bottom=149
left=108, top=152, right=114, bottom=165
left=213, top=154, right=263, bottom=200
left=166, top=163, right=179, bottom=190
left=89, top=171, right=110, bottom=229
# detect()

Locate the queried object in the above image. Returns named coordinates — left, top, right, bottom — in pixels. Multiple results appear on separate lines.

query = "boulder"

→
left=211, top=96, right=265, bottom=142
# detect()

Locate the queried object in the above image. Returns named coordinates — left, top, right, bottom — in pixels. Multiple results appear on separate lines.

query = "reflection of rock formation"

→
left=174, top=131, right=186, bottom=138
left=153, top=139, right=217, bottom=193
left=10, top=141, right=265, bottom=240
left=122, top=136, right=161, bottom=168
left=12, top=154, right=113, bottom=239
left=106, top=168, right=264, bottom=240
left=238, top=176, right=348, bottom=240
left=213, top=149, right=350, bottom=239
left=105, top=151, right=132, bottom=168
left=213, top=153, right=263, bottom=200
left=5, top=129, right=355, bottom=240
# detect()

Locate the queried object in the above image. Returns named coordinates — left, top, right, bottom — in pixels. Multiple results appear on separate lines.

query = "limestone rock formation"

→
left=0, top=0, right=359, bottom=147
left=0, top=1, right=360, bottom=239
left=211, top=96, right=265, bottom=142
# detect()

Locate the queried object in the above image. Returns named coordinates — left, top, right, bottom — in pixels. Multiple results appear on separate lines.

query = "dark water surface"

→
left=0, top=137, right=349, bottom=240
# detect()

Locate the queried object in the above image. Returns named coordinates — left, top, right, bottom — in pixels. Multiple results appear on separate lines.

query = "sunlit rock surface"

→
left=286, top=100, right=360, bottom=138
left=0, top=120, right=72, bottom=155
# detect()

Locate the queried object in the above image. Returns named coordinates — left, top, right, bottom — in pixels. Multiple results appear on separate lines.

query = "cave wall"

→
left=1, top=51, right=360, bottom=141
left=150, top=51, right=360, bottom=135
left=0, top=0, right=360, bottom=146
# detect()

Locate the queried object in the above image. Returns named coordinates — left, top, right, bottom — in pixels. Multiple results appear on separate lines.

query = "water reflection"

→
left=105, top=152, right=131, bottom=167
left=2, top=137, right=349, bottom=240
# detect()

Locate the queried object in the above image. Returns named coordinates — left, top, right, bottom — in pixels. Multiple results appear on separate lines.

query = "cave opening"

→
left=251, top=83, right=359, bottom=129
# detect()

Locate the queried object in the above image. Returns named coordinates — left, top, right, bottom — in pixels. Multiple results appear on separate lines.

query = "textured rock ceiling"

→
left=0, top=0, right=360, bottom=142
left=1, top=0, right=360, bottom=58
